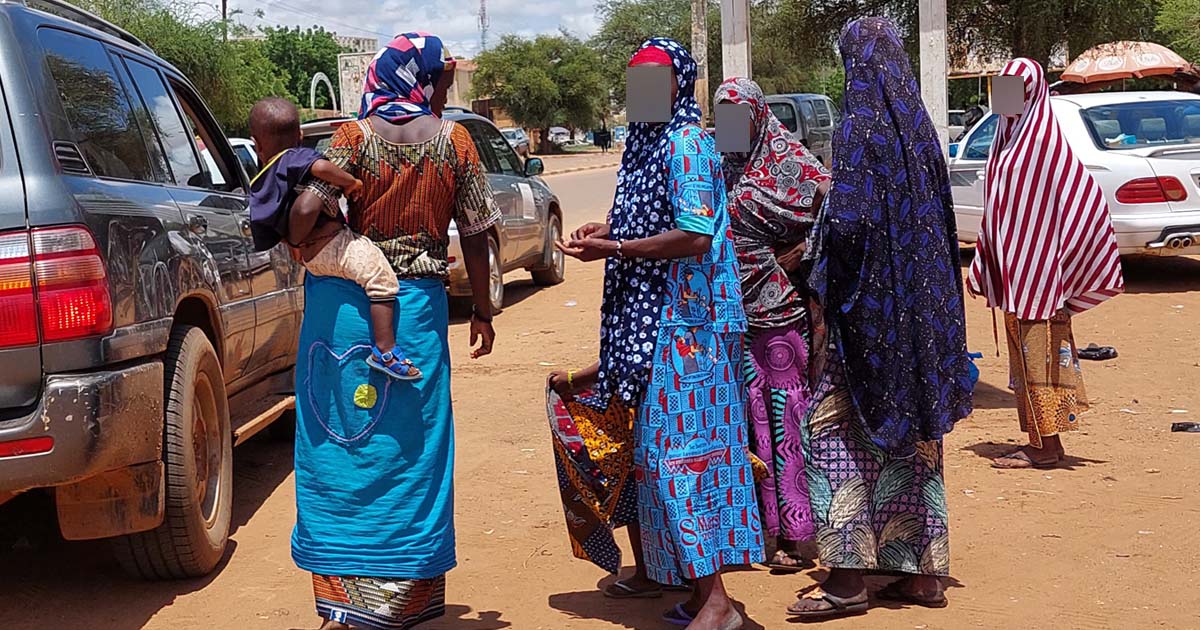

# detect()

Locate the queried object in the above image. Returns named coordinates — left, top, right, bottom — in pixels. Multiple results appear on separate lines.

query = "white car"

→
left=950, top=91, right=1200, bottom=256
left=229, top=137, right=259, bottom=176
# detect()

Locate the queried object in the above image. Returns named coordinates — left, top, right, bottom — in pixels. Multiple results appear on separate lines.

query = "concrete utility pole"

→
left=918, top=0, right=949, bottom=155
left=720, top=0, right=751, bottom=79
left=692, top=0, right=709, bottom=125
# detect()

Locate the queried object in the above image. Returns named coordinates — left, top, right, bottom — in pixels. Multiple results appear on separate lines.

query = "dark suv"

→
left=0, top=0, right=302, bottom=579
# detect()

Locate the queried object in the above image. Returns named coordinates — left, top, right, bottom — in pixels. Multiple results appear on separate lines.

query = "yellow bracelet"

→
left=567, top=370, right=576, bottom=390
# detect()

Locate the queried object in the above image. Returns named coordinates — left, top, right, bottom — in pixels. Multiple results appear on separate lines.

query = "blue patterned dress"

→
left=635, top=126, right=764, bottom=585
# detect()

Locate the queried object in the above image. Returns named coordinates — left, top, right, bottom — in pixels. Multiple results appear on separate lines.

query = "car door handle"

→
left=240, top=218, right=252, bottom=237
left=186, top=214, right=208, bottom=234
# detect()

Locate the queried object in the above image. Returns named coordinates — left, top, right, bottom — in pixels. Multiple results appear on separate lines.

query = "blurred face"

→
left=637, top=61, right=677, bottom=104
left=431, top=70, right=455, bottom=116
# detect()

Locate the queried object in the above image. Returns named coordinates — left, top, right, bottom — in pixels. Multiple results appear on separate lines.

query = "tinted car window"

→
left=39, top=28, right=156, bottom=182
left=814, top=99, right=832, bottom=127
left=479, top=123, right=522, bottom=175
left=171, top=84, right=237, bottom=191
left=769, top=102, right=799, bottom=134
left=963, top=115, right=999, bottom=160
left=233, top=145, right=257, bottom=176
left=798, top=100, right=818, bottom=131
left=123, top=57, right=205, bottom=188
left=463, top=121, right=503, bottom=174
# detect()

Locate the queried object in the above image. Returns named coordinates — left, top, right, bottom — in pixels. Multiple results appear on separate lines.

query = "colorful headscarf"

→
left=810, top=17, right=972, bottom=454
left=592, top=37, right=702, bottom=406
left=968, top=58, right=1123, bottom=320
left=360, top=32, right=456, bottom=122
left=716, top=77, right=830, bottom=329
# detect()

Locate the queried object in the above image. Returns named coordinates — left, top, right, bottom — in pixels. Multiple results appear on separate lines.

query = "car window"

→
left=122, top=57, right=206, bottom=188
left=1081, top=100, right=1200, bottom=149
left=481, top=124, right=523, bottom=175
left=170, top=82, right=238, bottom=191
left=233, top=145, right=257, bottom=176
left=963, top=115, right=999, bottom=160
left=948, top=111, right=964, bottom=127
left=798, top=100, right=818, bottom=131
left=813, top=99, right=833, bottom=127
left=39, top=28, right=157, bottom=182
left=463, top=121, right=503, bottom=174
left=769, top=102, right=799, bottom=134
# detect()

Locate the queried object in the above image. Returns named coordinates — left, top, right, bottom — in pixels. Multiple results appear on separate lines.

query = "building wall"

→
left=335, top=35, right=379, bottom=54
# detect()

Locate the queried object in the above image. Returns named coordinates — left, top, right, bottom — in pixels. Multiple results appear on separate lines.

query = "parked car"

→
left=301, top=113, right=566, bottom=312
left=948, top=109, right=966, bottom=142
left=949, top=91, right=1200, bottom=256
left=501, top=127, right=530, bottom=157
left=229, top=137, right=258, bottom=176
left=765, top=93, right=839, bottom=166
left=0, top=0, right=304, bottom=579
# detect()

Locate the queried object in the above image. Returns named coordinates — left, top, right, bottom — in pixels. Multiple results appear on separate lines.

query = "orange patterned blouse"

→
left=310, top=118, right=500, bottom=279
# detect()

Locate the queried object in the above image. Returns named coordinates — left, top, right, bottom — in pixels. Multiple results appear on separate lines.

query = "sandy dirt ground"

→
left=2, top=166, right=1199, bottom=630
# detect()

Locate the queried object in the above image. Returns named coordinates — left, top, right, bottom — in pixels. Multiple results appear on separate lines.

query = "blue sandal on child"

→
left=366, top=346, right=422, bottom=381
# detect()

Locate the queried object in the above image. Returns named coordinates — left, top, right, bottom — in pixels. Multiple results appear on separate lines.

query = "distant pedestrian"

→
left=787, top=17, right=971, bottom=620
left=970, top=58, right=1123, bottom=470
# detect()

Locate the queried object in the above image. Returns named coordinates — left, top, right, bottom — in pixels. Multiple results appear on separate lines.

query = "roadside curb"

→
left=543, top=161, right=622, bottom=176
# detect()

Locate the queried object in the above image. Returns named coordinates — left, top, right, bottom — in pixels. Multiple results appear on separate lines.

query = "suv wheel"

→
left=487, top=233, right=505, bottom=314
left=113, top=325, right=232, bottom=579
left=531, top=213, right=565, bottom=286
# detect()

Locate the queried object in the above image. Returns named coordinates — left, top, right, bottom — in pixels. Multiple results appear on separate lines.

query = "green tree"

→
left=261, top=26, right=343, bottom=110
left=74, top=0, right=290, bottom=135
left=1157, top=0, right=1200, bottom=62
left=473, top=33, right=605, bottom=151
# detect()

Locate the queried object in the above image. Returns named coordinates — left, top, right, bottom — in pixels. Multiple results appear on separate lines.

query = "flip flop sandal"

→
left=992, top=449, right=1058, bottom=470
left=603, top=579, right=662, bottom=599
left=876, top=582, right=948, bottom=608
left=365, top=347, right=423, bottom=381
left=1078, top=344, right=1118, bottom=361
left=661, top=603, right=695, bottom=626
left=786, top=592, right=869, bottom=620
left=764, top=549, right=815, bottom=573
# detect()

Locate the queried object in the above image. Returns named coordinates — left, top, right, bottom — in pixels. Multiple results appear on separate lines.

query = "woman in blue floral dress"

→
left=557, top=37, right=762, bottom=630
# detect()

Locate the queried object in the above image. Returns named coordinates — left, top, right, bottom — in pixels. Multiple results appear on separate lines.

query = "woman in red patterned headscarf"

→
left=715, top=77, right=830, bottom=573
left=969, top=57, right=1124, bottom=469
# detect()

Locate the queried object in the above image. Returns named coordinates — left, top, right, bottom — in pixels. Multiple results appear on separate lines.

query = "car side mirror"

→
left=525, top=157, right=545, bottom=177
left=948, top=143, right=959, bottom=159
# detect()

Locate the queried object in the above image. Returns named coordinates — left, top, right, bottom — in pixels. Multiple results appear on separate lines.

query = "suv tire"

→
left=113, top=325, right=232, bottom=579
left=531, top=213, right=565, bottom=286
left=487, top=232, right=505, bottom=314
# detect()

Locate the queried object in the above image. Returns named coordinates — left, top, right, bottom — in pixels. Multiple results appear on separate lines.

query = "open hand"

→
left=556, top=237, right=615, bottom=262
left=571, top=222, right=610, bottom=241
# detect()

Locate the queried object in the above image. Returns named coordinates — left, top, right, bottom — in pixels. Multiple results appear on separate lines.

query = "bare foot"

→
left=685, top=594, right=737, bottom=630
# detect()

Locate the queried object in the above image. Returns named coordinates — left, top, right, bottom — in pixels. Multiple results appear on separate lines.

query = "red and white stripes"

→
left=968, top=57, right=1123, bottom=321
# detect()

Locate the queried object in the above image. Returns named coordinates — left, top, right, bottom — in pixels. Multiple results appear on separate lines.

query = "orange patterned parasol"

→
left=1061, top=41, right=1194, bottom=84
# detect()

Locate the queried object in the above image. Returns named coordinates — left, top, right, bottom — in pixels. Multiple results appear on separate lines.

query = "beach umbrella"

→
left=1061, top=41, right=1193, bottom=84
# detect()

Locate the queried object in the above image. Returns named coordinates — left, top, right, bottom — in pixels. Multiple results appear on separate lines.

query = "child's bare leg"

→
left=369, top=300, right=397, bottom=353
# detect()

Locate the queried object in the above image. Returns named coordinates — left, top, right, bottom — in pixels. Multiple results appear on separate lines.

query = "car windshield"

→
left=948, top=112, right=964, bottom=126
left=502, top=130, right=517, bottom=140
left=301, top=133, right=332, bottom=153
left=1081, top=100, right=1200, bottom=149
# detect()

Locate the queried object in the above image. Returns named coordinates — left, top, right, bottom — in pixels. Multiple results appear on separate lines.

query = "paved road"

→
left=3, top=165, right=1200, bottom=629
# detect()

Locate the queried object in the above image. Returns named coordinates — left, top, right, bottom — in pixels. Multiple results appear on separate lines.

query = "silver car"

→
left=949, top=91, right=1200, bottom=256
left=300, top=111, right=566, bottom=312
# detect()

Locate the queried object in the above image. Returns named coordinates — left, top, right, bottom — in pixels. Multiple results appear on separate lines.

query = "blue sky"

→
left=229, top=0, right=601, bottom=57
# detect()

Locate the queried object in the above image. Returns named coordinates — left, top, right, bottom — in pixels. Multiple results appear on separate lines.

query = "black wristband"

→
left=472, top=306, right=493, bottom=323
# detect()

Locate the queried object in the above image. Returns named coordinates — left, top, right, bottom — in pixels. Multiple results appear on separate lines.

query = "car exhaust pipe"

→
left=1168, top=237, right=1184, bottom=249
left=1182, top=237, right=1195, bottom=249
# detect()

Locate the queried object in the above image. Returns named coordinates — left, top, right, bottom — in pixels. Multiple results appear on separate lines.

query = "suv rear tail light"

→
left=0, top=226, right=112, bottom=349
left=1115, top=177, right=1189, bottom=204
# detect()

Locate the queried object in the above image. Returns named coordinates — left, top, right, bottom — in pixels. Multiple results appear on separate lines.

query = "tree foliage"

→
left=472, top=33, right=606, bottom=145
left=1156, top=0, right=1200, bottom=62
left=75, top=0, right=290, bottom=135
left=261, top=26, right=343, bottom=110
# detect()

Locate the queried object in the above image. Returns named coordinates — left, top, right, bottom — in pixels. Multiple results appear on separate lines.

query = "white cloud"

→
left=230, top=0, right=602, bottom=57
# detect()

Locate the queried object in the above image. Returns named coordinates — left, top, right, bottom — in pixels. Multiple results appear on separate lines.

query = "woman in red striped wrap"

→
left=968, top=57, right=1124, bottom=469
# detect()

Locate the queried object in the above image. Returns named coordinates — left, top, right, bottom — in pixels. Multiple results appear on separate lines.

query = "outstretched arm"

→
left=310, top=159, right=362, bottom=197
